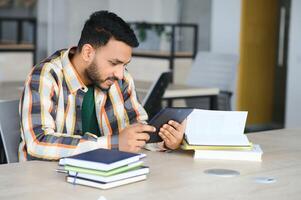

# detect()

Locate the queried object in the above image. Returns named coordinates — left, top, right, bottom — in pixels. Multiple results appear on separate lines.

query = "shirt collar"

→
left=61, top=47, right=88, bottom=94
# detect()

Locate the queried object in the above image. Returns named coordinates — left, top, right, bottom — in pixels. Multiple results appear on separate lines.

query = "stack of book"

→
left=59, top=148, right=149, bottom=189
left=182, top=109, right=263, bottom=161
left=182, top=140, right=262, bottom=161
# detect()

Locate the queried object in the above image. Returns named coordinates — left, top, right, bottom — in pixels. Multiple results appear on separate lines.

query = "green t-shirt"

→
left=81, top=86, right=101, bottom=137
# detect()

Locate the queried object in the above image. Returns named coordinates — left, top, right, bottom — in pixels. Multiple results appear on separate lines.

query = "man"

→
left=19, top=11, right=185, bottom=161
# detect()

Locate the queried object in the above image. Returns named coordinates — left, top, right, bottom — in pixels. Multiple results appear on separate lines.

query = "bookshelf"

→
left=0, top=17, right=37, bottom=65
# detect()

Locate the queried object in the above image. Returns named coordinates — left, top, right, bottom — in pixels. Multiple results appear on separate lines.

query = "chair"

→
left=142, top=72, right=171, bottom=119
left=0, top=99, right=20, bottom=163
left=185, top=51, right=239, bottom=110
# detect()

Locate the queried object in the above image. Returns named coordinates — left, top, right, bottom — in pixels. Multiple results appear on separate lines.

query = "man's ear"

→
left=80, top=44, right=95, bottom=63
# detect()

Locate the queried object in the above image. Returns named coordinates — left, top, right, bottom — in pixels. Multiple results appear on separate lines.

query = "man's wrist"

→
left=111, top=134, right=119, bottom=150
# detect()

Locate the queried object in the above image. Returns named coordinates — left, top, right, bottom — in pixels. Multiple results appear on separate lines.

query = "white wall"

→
left=285, top=0, right=301, bottom=128
left=67, top=0, right=110, bottom=47
left=47, top=0, right=70, bottom=53
left=37, top=0, right=110, bottom=60
left=210, top=0, right=241, bottom=110
left=37, top=0, right=49, bottom=62
left=109, top=0, right=178, bottom=23
left=210, top=0, right=241, bottom=55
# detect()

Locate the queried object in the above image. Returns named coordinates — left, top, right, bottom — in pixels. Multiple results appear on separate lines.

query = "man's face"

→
left=85, top=38, right=132, bottom=90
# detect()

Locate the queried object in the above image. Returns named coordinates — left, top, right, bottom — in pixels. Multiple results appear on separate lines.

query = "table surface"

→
left=135, top=80, right=219, bottom=100
left=0, top=129, right=300, bottom=200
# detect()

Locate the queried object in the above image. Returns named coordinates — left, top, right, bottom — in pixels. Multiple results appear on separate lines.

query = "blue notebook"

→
left=62, top=148, right=145, bottom=171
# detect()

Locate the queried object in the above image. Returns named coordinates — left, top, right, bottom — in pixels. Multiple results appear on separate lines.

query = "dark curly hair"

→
left=77, top=10, right=139, bottom=51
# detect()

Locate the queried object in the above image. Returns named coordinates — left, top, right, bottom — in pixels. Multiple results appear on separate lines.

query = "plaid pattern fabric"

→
left=18, top=48, right=148, bottom=161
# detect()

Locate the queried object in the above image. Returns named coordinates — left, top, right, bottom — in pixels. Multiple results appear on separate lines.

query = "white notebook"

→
left=185, top=109, right=250, bottom=146
left=194, top=144, right=263, bottom=161
left=67, top=174, right=147, bottom=190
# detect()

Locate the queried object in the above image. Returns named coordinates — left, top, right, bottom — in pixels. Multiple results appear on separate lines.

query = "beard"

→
left=85, top=60, right=117, bottom=91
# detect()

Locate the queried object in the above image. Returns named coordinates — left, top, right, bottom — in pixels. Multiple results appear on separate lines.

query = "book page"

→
left=185, top=109, right=249, bottom=146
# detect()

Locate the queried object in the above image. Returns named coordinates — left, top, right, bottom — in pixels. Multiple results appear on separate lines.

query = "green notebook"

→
left=64, top=161, right=143, bottom=177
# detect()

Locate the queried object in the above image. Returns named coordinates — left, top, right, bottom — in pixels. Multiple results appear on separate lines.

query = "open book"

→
left=185, top=109, right=250, bottom=147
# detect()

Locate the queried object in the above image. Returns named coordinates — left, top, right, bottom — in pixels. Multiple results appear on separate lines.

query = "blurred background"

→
left=0, top=0, right=300, bottom=132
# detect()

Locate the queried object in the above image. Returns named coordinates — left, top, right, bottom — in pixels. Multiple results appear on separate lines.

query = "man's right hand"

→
left=118, top=123, right=156, bottom=152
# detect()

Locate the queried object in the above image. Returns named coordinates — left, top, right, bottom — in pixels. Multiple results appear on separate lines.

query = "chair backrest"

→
left=143, top=72, right=171, bottom=119
left=127, top=57, right=170, bottom=82
left=186, top=51, right=239, bottom=110
left=0, top=99, right=20, bottom=163
left=187, top=51, right=239, bottom=91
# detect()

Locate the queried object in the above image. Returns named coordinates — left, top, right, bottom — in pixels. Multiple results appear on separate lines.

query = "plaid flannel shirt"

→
left=18, top=48, right=148, bottom=161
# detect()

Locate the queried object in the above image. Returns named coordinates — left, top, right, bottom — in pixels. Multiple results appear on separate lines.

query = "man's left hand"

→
left=159, top=120, right=186, bottom=150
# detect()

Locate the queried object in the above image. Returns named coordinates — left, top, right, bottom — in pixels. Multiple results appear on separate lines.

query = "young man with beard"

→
left=19, top=11, right=185, bottom=161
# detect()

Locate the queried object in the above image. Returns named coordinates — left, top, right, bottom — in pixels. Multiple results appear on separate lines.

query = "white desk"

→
left=136, top=80, right=219, bottom=109
left=0, top=81, right=219, bottom=103
left=0, top=129, right=300, bottom=200
left=0, top=81, right=23, bottom=101
left=0, top=81, right=220, bottom=109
